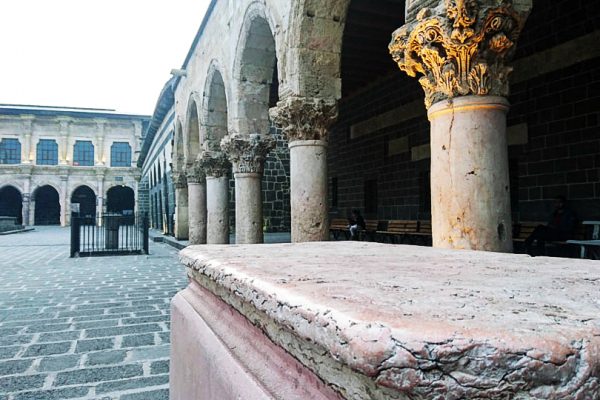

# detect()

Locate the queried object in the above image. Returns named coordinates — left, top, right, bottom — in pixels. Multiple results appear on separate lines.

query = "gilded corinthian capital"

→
left=220, top=134, right=275, bottom=175
left=269, top=97, right=338, bottom=142
left=389, top=0, right=532, bottom=108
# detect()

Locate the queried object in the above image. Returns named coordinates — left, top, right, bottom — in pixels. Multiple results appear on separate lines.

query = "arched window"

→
left=73, top=140, right=94, bottom=166
left=36, top=139, right=58, bottom=165
left=110, top=142, right=132, bottom=167
left=0, top=138, right=21, bottom=164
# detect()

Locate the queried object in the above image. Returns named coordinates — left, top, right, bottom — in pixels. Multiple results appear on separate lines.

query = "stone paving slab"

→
left=0, top=227, right=187, bottom=400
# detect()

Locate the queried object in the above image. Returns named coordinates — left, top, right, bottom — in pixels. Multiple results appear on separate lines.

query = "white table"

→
left=566, top=239, right=600, bottom=259
left=583, top=221, right=600, bottom=240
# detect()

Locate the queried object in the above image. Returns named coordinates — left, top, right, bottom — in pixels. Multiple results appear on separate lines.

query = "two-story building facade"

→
left=0, top=105, right=150, bottom=226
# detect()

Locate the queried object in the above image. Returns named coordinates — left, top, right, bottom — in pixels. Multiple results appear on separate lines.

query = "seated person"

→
left=524, top=196, right=577, bottom=256
left=348, top=209, right=366, bottom=240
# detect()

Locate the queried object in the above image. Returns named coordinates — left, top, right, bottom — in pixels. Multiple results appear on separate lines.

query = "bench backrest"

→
left=385, top=220, right=418, bottom=234
left=418, top=221, right=432, bottom=234
left=513, top=221, right=586, bottom=241
left=329, top=218, right=348, bottom=230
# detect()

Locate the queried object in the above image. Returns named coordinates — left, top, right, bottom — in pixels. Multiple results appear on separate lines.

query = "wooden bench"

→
left=329, top=218, right=349, bottom=240
left=358, top=220, right=382, bottom=242
left=376, top=220, right=419, bottom=244
left=513, top=221, right=586, bottom=256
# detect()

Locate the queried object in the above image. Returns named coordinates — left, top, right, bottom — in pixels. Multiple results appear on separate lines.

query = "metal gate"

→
left=70, top=213, right=149, bottom=257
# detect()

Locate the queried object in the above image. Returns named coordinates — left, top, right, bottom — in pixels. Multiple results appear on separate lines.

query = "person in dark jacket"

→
left=348, top=209, right=366, bottom=240
left=524, top=196, right=577, bottom=256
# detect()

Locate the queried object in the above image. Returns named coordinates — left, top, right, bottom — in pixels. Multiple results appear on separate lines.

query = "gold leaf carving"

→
left=389, top=0, right=531, bottom=108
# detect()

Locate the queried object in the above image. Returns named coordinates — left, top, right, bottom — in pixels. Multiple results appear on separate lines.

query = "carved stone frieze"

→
left=269, top=97, right=338, bottom=142
left=185, top=161, right=206, bottom=184
left=199, top=151, right=230, bottom=179
left=172, top=170, right=188, bottom=189
left=220, top=134, right=275, bottom=175
left=389, top=0, right=532, bottom=108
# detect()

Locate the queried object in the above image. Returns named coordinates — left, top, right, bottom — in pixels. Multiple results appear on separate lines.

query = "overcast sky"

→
left=0, top=0, right=210, bottom=115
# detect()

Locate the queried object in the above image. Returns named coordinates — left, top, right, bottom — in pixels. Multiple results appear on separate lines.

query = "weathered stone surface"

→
left=180, top=242, right=600, bottom=399
left=429, top=96, right=513, bottom=252
left=270, top=97, right=338, bottom=142
left=220, top=133, right=275, bottom=175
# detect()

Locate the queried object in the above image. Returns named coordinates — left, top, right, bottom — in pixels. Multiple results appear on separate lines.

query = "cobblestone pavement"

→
left=0, top=227, right=188, bottom=400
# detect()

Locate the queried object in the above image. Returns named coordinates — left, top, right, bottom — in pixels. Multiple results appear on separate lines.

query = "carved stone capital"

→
left=199, top=151, right=230, bottom=179
left=269, top=97, right=338, bottom=142
left=185, top=162, right=205, bottom=184
left=172, top=170, right=188, bottom=189
left=220, top=134, right=275, bottom=175
left=389, top=0, right=532, bottom=108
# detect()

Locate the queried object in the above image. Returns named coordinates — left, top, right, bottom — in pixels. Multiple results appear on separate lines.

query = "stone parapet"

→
left=178, top=242, right=600, bottom=399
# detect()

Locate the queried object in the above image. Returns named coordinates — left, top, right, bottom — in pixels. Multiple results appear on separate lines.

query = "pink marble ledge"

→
left=180, top=242, right=600, bottom=399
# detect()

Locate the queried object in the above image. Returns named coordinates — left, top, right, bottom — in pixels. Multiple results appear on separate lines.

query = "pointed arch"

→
left=233, top=2, right=280, bottom=135
left=202, top=61, right=229, bottom=151
left=184, top=94, right=202, bottom=165
left=173, top=118, right=185, bottom=171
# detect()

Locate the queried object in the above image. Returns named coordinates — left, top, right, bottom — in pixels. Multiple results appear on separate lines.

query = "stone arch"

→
left=202, top=61, right=229, bottom=151
left=0, top=181, right=25, bottom=194
left=106, top=185, right=135, bottom=214
left=0, top=185, right=23, bottom=224
left=33, top=185, right=61, bottom=225
left=233, top=3, right=280, bottom=135
left=70, top=185, right=96, bottom=219
left=184, top=94, right=202, bottom=165
left=286, top=0, right=351, bottom=100
left=173, top=118, right=185, bottom=172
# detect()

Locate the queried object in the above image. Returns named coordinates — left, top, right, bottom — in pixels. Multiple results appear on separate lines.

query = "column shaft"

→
left=289, top=140, right=329, bottom=242
left=188, top=182, right=207, bottom=244
left=175, top=187, right=189, bottom=240
left=429, top=96, right=512, bottom=252
left=234, top=173, right=263, bottom=244
left=206, top=176, right=229, bottom=244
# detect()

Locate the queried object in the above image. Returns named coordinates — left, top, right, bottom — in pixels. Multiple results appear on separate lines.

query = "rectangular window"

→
left=36, top=139, right=58, bottom=165
left=364, top=179, right=378, bottom=214
left=111, top=142, right=132, bottom=167
left=0, top=138, right=21, bottom=164
left=73, top=140, right=94, bottom=166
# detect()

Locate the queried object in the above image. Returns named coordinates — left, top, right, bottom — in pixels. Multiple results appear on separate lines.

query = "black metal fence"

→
left=70, top=213, right=149, bottom=257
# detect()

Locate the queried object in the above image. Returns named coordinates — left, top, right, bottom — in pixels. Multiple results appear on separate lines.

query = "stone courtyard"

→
left=0, top=227, right=187, bottom=400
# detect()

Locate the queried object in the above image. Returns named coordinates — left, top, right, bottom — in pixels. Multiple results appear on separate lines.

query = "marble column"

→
left=389, top=0, right=531, bottom=252
left=57, top=118, right=70, bottom=166
left=270, top=97, right=337, bottom=243
left=200, top=151, right=230, bottom=244
left=221, top=134, right=275, bottom=244
left=173, top=171, right=189, bottom=241
left=186, top=162, right=207, bottom=245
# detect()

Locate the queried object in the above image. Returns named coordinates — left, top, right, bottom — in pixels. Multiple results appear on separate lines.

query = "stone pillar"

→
left=22, top=177, right=31, bottom=226
left=200, top=151, right=230, bottom=244
left=173, top=171, right=189, bottom=241
left=96, top=174, right=104, bottom=224
left=60, top=176, right=68, bottom=227
left=221, top=134, right=275, bottom=244
left=20, top=115, right=34, bottom=164
left=270, top=97, right=337, bottom=242
left=58, top=118, right=70, bottom=166
left=186, top=163, right=207, bottom=245
left=389, top=0, right=532, bottom=252
left=95, top=120, right=106, bottom=166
